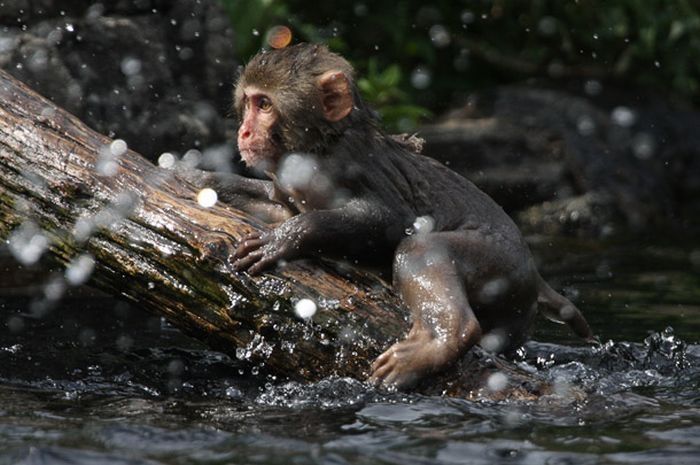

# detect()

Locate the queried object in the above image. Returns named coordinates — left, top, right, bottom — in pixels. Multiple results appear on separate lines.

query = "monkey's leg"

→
left=369, top=233, right=481, bottom=390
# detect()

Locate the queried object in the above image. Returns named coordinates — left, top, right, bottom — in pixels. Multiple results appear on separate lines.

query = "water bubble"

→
left=202, top=145, right=234, bottom=172
left=481, top=331, right=508, bottom=353
left=429, top=24, right=451, bottom=48
left=584, top=80, right=603, bottom=96
left=168, top=359, right=185, bottom=376
left=611, top=106, right=636, bottom=127
left=225, top=386, right=243, bottom=398
left=538, top=16, right=557, bottom=36
left=43, top=276, right=66, bottom=301
left=79, top=328, right=97, bottom=347
left=110, top=139, right=128, bottom=157
left=7, top=316, right=24, bottom=333
left=65, top=254, right=95, bottom=285
left=178, top=47, right=194, bottom=61
left=576, top=116, right=596, bottom=136
left=182, top=149, right=202, bottom=168
left=354, top=3, right=368, bottom=16
left=116, top=335, right=133, bottom=351
left=197, top=188, right=218, bottom=208
left=28, top=49, right=48, bottom=72
left=65, top=23, right=74, bottom=32
left=120, top=57, right=142, bottom=77
left=267, top=25, right=292, bottom=49
left=8, top=222, right=48, bottom=265
left=412, top=215, right=435, bottom=235
left=453, top=49, right=470, bottom=71
left=278, top=153, right=318, bottom=191
left=690, top=249, right=700, bottom=269
left=47, top=29, right=63, bottom=45
left=632, top=133, right=655, bottom=159
left=158, top=152, right=177, bottom=169
left=410, top=67, right=432, bottom=90
left=97, top=144, right=120, bottom=176
left=252, top=29, right=260, bottom=37
left=72, top=216, right=95, bottom=242
left=294, top=298, right=317, bottom=320
left=486, top=371, right=508, bottom=392
left=479, top=277, right=509, bottom=303
left=461, top=10, right=475, bottom=24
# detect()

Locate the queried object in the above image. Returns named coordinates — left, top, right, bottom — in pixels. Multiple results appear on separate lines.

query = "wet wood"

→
left=0, top=69, right=550, bottom=399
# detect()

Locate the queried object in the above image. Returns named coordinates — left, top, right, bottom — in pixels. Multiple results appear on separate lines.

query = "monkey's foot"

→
left=369, top=330, right=462, bottom=390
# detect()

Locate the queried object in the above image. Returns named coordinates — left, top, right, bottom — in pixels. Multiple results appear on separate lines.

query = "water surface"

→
left=1, top=235, right=699, bottom=464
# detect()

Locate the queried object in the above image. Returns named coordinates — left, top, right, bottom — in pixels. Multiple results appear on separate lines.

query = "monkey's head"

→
left=234, top=43, right=367, bottom=170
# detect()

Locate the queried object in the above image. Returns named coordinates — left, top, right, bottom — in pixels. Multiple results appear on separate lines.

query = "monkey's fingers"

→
left=247, top=252, right=282, bottom=276
left=232, top=237, right=266, bottom=260
left=368, top=357, right=396, bottom=385
left=233, top=250, right=265, bottom=272
left=371, top=349, right=393, bottom=373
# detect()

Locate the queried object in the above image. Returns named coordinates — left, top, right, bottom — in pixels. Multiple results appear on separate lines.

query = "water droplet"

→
left=429, top=24, right=451, bottom=47
left=486, top=372, right=508, bottom=392
left=197, top=188, right=218, bottom=208
left=110, top=139, right=128, bottom=157
left=65, top=254, right=95, bottom=285
left=294, top=298, right=317, bottom=320
left=461, top=10, right=475, bottom=24
left=632, top=132, right=655, bottom=159
left=410, top=67, right=431, bottom=90
left=576, top=116, right=595, bottom=136
left=158, top=152, right=176, bottom=169
left=412, top=215, right=435, bottom=235
left=8, top=222, right=48, bottom=265
left=267, top=25, right=292, bottom=49
left=120, top=57, right=142, bottom=77
left=584, top=79, right=603, bottom=96
left=538, top=16, right=557, bottom=36
left=611, top=106, right=636, bottom=127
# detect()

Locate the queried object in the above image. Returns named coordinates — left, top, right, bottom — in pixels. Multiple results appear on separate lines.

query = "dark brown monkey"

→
left=188, top=43, right=595, bottom=389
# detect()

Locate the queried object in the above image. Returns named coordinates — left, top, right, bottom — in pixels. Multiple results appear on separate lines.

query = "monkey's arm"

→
left=175, top=169, right=293, bottom=224
left=232, top=198, right=401, bottom=275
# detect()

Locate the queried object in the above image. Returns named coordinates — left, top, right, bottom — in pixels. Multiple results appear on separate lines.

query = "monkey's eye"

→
left=257, top=97, right=273, bottom=112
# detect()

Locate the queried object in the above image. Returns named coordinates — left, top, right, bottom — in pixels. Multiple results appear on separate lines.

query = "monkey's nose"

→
left=239, top=129, right=251, bottom=140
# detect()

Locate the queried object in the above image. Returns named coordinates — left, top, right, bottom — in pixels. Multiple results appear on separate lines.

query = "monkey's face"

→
left=235, top=44, right=357, bottom=169
left=237, top=86, right=283, bottom=170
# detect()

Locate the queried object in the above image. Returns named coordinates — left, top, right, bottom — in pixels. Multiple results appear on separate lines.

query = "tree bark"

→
left=0, top=69, right=549, bottom=399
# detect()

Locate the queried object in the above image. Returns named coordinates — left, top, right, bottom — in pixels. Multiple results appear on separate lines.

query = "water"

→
left=1, top=235, right=699, bottom=465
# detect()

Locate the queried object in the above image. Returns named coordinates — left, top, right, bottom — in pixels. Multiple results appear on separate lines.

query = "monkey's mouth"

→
left=239, top=149, right=266, bottom=167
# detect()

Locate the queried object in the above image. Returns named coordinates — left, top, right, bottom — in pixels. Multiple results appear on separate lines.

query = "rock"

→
left=0, top=0, right=237, bottom=159
left=420, top=87, right=700, bottom=236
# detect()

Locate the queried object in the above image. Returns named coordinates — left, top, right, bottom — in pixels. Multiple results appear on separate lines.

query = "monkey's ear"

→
left=318, top=71, right=353, bottom=122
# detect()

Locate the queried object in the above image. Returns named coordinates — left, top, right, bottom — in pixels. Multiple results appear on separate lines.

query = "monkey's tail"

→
left=536, top=274, right=598, bottom=344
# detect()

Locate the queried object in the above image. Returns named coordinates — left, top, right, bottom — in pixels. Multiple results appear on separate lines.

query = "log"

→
left=0, top=69, right=550, bottom=399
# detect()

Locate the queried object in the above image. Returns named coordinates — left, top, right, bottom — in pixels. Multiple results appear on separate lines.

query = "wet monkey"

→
left=187, top=43, right=595, bottom=389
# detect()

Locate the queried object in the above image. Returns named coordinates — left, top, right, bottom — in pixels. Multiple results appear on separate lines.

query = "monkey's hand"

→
left=232, top=226, right=301, bottom=275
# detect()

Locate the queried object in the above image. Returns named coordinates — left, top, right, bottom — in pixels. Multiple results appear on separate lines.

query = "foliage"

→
left=219, top=0, right=700, bottom=129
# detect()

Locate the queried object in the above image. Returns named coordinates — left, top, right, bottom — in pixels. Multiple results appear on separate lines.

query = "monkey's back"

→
left=384, top=143, right=524, bottom=241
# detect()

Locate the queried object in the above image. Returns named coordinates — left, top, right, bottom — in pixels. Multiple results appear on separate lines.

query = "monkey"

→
left=183, top=43, right=596, bottom=390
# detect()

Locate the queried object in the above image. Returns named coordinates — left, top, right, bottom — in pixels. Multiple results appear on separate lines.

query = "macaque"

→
left=187, top=43, right=595, bottom=389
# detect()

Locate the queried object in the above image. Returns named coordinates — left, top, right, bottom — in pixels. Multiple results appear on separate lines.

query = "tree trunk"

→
left=0, top=70, right=549, bottom=399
